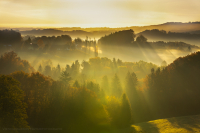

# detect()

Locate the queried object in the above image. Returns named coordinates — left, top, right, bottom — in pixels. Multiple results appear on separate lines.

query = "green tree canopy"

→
left=0, top=75, right=29, bottom=129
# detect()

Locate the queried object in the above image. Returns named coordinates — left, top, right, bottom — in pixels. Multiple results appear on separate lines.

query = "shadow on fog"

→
left=98, top=44, right=190, bottom=66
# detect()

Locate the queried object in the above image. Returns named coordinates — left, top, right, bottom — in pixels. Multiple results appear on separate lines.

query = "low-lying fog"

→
left=15, top=45, right=198, bottom=71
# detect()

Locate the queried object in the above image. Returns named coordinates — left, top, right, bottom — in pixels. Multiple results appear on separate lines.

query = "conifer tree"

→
left=60, top=71, right=72, bottom=85
left=111, top=74, right=122, bottom=98
left=125, top=71, right=138, bottom=99
left=54, top=64, right=61, bottom=80
left=65, top=65, right=71, bottom=73
left=120, top=93, right=132, bottom=127
left=38, top=64, right=43, bottom=73
left=73, top=80, right=80, bottom=88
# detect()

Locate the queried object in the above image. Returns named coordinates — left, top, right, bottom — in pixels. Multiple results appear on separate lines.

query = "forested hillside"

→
left=1, top=29, right=200, bottom=133
left=137, top=29, right=200, bottom=46
left=1, top=51, right=200, bottom=132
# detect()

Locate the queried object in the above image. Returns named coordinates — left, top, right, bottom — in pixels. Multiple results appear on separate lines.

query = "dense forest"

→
left=99, top=30, right=199, bottom=50
left=137, top=29, right=200, bottom=46
left=1, top=30, right=199, bottom=54
left=1, top=28, right=200, bottom=133
left=1, top=0, right=200, bottom=130
left=1, top=50, right=200, bottom=132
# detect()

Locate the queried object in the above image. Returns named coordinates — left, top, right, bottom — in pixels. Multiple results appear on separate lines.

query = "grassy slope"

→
left=131, top=115, right=200, bottom=133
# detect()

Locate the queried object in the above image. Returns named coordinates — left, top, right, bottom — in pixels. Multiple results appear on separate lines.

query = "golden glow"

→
left=132, top=115, right=200, bottom=132
left=0, top=0, right=200, bottom=28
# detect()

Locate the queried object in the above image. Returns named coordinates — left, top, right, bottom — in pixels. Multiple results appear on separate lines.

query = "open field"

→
left=131, top=115, right=200, bottom=133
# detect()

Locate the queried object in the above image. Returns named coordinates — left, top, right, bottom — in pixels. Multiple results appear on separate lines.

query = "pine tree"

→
left=60, top=71, right=72, bottom=85
left=65, top=65, right=71, bottom=73
left=120, top=93, right=132, bottom=128
left=73, top=80, right=80, bottom=88
left=81, top=60, right=91, bottom=75
left=94, top=40, right=98, bottom=57
left=38, top=64, right=43, bottom=73
left=27, top=37, right=31, bottom=44
left=74, top=60, right=80, bottom=75
left=55, top=64, right=61, bottom=80
left=125, top=71, right=138, bottom=98
left=111, top=74, right=122, bottom=98
left=125, top=72, right=138, bottom=122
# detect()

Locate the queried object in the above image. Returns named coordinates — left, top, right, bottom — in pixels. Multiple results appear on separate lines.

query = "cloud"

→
left=0, top=0, right=199, bottom=27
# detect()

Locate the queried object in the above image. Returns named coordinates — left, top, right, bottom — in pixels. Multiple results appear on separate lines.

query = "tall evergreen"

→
left=65, top=65, right=71, bottom=73
left=60, top=71, right=72, bottom=85
left=38, top=64, right=43, bottom=73
left=52, top=64, right=61, bottom=80
left=125, top=71, right=138, bottom=100
left=73, top=80, right=80, bottom=88
left=111, top=74, right=122, bottom=98
left=120, top=93, right=132, bottom=127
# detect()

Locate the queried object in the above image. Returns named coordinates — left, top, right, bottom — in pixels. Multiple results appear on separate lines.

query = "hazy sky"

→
left=0, top=0, right=200, bottom=28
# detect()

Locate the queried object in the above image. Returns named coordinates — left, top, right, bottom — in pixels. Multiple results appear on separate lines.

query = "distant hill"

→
left=19, top=29, right=115, bottom=39
left=20, top=29, right=91, bottom=38
left=3, top=22, right=200, bottom=39
left=57, top=22, right=200, bottom=33
left=131, top=115, right=200, bottom=133
left=131, top=22, right=200, bottom=33
left=149, top=41, right=199, bottom=51
left=190, top=30, right=200, bottom=34
left=137, top=29, right=200, bottom=46
left=98, top=29, right=134, bottom=45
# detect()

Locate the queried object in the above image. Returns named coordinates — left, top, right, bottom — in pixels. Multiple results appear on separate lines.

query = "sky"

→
left=0, top=0, right=200, bottom=28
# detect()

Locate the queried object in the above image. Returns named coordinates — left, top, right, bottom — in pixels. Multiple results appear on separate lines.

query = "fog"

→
left=10, top=44, right=196, bottom=74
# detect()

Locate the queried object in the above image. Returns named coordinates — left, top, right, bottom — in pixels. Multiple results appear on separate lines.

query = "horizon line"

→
left=0, top=21, right=200, bottom=29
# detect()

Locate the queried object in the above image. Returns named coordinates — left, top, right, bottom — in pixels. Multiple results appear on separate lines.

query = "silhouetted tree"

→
left=73, top=80, right=80, bottom=88
left=188, top=46, right=191, bottom=51
left=98, top=29, right=135, bottom=45
left=81, top=60, right=91, bottom=75
left=86, top=81, right=100, bottom=94
left=54, top=64, right=61, bottom=80
left=60, top=71, right=72, bottom=85
left=117, top=59, right=123, bottom=66
left=125, top=71, right=138, bottom=99
left=38, top=64, right=43, bottom=73
left=136, top=35, right=147, bottom=43
left=74, top=37, right=82, bottom=45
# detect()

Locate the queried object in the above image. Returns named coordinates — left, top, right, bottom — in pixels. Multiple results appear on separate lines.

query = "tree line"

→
left=0, top=29, right=198, bottom=56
